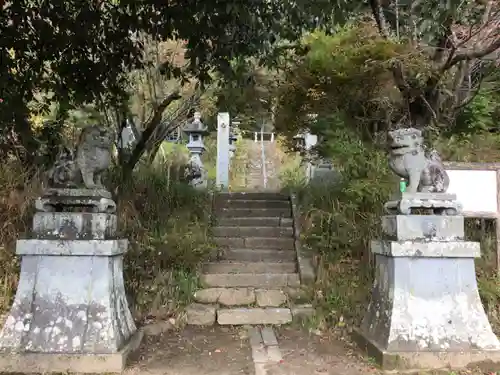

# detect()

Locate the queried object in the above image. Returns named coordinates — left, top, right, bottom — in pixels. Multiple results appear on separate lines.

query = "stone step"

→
left=185, top=303, right=312, bottom=325
left=218, top=208, right=292, bottom=218
left=203, top=261, right=297, bottom=274
left=215, top=199, right=290, bottom=210
left=201, top=273, right=300, bottom=288
left=213, top=226, right=293, bottom=238
left=217, top=192, right=289, bottom=201
left=217, top=308, right=292, bottom=325
left=217, top=217, right=293, bottom=227
left=220, top=248, right=297, bottom=262
left=194, top=287, right=288, bottom=307
left=215, top=237, right=294, bottom=250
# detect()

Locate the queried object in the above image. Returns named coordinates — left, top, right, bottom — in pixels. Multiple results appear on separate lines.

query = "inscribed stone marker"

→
left=217, top=112, right=230, bottom=190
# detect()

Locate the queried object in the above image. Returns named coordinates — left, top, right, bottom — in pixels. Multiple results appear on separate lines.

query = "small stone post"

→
left=293, top=131, right=318, bottom=182
left=304, top=132, right=318, bottom=181
left=183, top=112, right=209, bottom=189
left=228, top=130, right=238, bottom=160
left=216, top=112, right=230, bottom=191
left=0, top=126, right=142, bottom=374
left=354, top=128, right=500, bottom=371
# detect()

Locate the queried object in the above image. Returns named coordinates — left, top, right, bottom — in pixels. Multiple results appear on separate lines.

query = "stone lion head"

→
left=79, top=125, right=114, bottom=149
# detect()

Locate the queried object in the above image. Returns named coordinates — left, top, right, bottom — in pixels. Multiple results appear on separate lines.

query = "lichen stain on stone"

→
left=0, top=295, right=133, bottom=354
left=387, top=291, right=500, bottom=352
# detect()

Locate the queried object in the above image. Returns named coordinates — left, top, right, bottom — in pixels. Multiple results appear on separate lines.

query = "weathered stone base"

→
left=0, top=239, right=135, bottom=353
left=0, top=328, right=143, bottom=374
left=352, top=327, right=500, bottom=371
left=356, top=236, right=500, bottom=371
left=362, top=243, right=498, bottom=353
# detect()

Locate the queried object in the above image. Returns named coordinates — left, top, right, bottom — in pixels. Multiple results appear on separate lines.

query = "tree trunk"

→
left=120, top=91, right=181, bottom=181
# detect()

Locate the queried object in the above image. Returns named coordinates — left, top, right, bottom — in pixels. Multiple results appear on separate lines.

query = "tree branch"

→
left=431, top=18, right=453, bottom=64
left=122, top=90, right=181, bottom=177
left=369, top=0, right=390, bottom=38
left=443, top=37, right=500, bottom=70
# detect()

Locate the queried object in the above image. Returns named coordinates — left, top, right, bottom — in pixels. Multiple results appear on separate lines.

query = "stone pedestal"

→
left=354, top=214, right=500, bottom=371
left=384, top=192, right=462, bottom=215
left=0, top=189, right=142, bottom=373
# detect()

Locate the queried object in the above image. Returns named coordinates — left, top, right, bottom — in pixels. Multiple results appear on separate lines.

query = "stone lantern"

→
left=182, top=111, right=209, bottom=189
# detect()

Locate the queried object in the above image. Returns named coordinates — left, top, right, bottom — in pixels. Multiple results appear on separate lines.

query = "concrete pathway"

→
left=248, top=326, right=283, bottom=375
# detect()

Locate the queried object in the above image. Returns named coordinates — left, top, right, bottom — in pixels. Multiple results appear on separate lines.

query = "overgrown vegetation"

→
left=275, top=24, right=500, bottom=334
left=116, top=163, right=216, bottom=320
left=282, top=132, right=500, bottom=333
left=0, top=152, right=216, bottom=323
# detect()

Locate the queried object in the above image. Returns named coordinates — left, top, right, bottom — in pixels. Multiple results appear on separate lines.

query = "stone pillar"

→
left=0, top=188, right=142, bottom=373
left=216, top=112, right=230, bottom=191
left=354, top=193, right=500, bottom=371
left=183, top=112, right=209, bottom=189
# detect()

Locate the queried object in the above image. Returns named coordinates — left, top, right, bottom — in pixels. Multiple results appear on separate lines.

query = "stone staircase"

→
left=186, top=192, right=314, bottom=326
left=246, top=141, right=282, bottom=191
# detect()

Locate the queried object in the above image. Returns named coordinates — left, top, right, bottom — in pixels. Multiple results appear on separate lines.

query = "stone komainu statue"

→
left=47, top=125, right=114, bottom=189
left=387, top=127, right=449, bottom=193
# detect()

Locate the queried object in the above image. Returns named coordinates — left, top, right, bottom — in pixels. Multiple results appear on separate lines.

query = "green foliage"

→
left=202, top=135, right=218, bottom=184
left=382, top=0, right=488, bottom=42
left=1, top=0, right=347, bottom=165
left=289, top=119, right=393, bottom=262
left=210, top=60, right=280, bottom=132
left=274, top=24, right=430, bottom=143
left=454, top=90, right=500, bottom=135
left=110, top=165, right=217, bottom=317
left=278, top=149, right=306, bottom=188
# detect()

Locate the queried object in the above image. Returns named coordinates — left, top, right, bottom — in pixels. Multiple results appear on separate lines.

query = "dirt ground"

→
left=126, top=325, right=254, bottom=375
left=262, top=327, right=377, bottom=375
left=124, top=324, right=496, bottom=375
left=126, top=325, right=374, bottom=375
left=3, top=324, right=495, bottom=375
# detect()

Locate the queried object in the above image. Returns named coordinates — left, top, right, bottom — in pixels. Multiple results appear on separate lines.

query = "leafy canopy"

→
left=0, top=0, right=350, bottom=163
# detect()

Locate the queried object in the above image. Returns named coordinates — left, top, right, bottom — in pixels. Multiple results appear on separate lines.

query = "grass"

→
left=229, top=135, right=249, bottom=191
